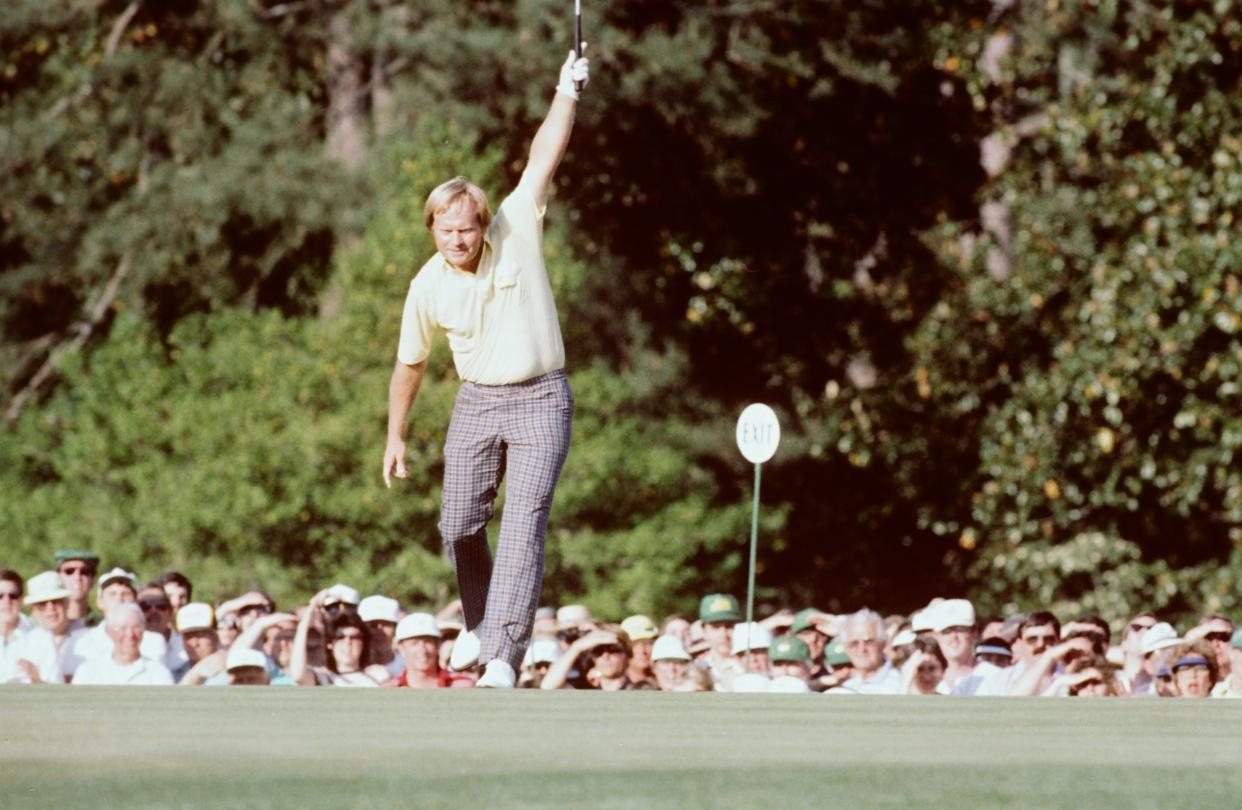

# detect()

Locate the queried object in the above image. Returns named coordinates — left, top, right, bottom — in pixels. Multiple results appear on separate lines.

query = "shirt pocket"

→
left=494, top=260, right=528, bottom=303
left=438, top=294, right=478, bottom=354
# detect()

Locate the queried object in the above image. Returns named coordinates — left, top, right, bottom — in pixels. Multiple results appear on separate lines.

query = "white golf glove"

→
left=556, top=45, right=590, bottom=100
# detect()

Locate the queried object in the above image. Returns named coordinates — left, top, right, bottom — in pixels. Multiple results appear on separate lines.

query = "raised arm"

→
left=519, top=48, right=590, bottom=210
left=289, top=592, right=328, bottom=687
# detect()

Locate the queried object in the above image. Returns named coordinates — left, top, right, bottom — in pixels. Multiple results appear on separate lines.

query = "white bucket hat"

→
left=24, top=571, right=71, bottom=606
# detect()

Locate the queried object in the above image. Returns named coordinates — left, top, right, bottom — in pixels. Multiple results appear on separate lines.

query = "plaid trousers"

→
left=439, top=370, right=573, bottom=671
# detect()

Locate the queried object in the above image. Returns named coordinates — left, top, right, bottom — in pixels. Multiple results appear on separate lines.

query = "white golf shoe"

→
left=449, top=629, right=481, bottom=672
left=474, top=659, right=516, bottom=689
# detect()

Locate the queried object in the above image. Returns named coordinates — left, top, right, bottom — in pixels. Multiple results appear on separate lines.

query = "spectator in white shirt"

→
left=73, top=603, right=174, bottom=686
left=72, top=568, right=167, bottom=664
left=138, top=584, right=187, bottom=671
left=24, top=571, right=85, bottom=682
left=829, top=609, right=902, bottom=694
left=1, top=568, right=44, bottom=683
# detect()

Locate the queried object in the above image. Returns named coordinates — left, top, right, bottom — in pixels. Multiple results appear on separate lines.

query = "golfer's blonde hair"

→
left=423, top=176, right=492, bottom=231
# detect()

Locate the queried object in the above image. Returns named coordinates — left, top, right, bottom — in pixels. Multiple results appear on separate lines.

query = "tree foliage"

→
left=2, top=1, right=1238, bottom=624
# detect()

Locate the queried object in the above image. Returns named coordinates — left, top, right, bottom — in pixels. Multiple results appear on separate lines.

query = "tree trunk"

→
left=325, top=2, right=367, bottom=169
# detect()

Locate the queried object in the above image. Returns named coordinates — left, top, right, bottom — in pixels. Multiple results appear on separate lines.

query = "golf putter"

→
left=574, top=0, right=583, bottom=93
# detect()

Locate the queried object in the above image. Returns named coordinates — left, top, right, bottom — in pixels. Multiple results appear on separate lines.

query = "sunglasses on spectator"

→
left=59, top=566, right=95, bottom=577
left=1203, top=632, right=1232, bottom=643
left=334, top=630, right=364, bottom=642
left=239, top=604, right=271, bottom=617
left=1128, top=621, right=1155, bottom=632
left=593, top=645, right=624, bottom=656
left=0, top=591, right=21, bottom=601
left=139, top=598, right=171, bottom=612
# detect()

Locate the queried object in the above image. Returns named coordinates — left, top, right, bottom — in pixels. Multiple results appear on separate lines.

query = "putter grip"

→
left=574, top=16, right=583, bottom=93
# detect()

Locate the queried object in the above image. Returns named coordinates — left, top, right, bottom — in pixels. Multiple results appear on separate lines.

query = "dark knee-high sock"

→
left=447, top=530, right=492, bottom=631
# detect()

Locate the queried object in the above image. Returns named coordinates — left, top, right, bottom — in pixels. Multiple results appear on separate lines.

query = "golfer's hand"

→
left=383, top=438, right=408, bottom=489
left=556, top=44, right=589, bottom=100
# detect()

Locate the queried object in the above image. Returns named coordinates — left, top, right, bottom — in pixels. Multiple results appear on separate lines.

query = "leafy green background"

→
left=2, top=0, right=1238, bottom=626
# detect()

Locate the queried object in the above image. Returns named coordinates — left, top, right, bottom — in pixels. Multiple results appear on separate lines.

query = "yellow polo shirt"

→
left=396, top=184, right=565, bottom=385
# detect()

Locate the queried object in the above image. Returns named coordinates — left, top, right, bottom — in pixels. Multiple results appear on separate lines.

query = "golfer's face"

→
left=433, top=200, right=484, bottom=272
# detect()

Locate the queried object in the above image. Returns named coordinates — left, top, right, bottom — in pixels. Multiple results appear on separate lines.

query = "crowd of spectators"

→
left=2, top=550, right=1240, bottom=697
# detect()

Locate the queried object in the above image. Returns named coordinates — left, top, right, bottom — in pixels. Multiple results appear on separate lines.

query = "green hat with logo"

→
left=53, top=550, right=100, bottom=570
left=825, top=637, right=851, bottom=668
left=790, top=608, right=824, bottom=636
left=698, top=593, right=741, bottom=624
left=769, top=635, right=811, bottom=664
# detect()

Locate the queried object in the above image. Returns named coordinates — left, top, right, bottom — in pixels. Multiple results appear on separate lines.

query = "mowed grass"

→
left=4, top=688, right=1242, bottom=809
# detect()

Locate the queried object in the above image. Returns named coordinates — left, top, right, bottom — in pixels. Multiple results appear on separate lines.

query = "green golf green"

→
left=3, top=688, right=1241, bottom=809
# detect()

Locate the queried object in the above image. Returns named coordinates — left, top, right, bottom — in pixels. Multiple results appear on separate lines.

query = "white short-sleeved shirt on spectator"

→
left=48, top=626, right=89, bottom=680
left=397, top=185, right=565, bottom=385
left=828, top=661, right=904, bottom=695
left=17, top=630, right=63, bottom=684
left=72, top=624, right=168, bottom=664
left=73, top=656, right=175, bottom=686
left=1, top=626, right=62, bottom=684
left=0, top=626, right=29, bottom=683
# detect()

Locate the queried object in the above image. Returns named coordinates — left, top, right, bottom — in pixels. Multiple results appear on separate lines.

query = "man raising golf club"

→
left=382, top=46, right=590, bottom=689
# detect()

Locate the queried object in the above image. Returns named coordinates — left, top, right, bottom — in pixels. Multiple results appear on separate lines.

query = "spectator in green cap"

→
left=695, top=593, right=743, bottom=692
left=791, top=609, right=828, bottom=660
left=54, top=551, right=101, bottom=629
left=791, top=609, right=836, bottom=691
left=769, top=635, right=812, bottom=686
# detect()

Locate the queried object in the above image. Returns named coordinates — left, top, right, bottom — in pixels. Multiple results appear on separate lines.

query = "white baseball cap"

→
left=97, top=567, right=138, bottom=594
left=395, top=612, right=441, bottom=642
left=24, top=571, right=71, bottom=606
left=910, top=608, right=935, bottom=633
left=177, top=602, right=216, bottom=632
left=891, top=628, right=918, bottom=648
left=731, top=622, right=773, bottom=656
left=226, top=646, right=268, bottom=672
left=522, top=638, right=562, bottom=668
left=651, top=634, right=692, bottom=662
left=556, top=604, right=591, bottom=629
left=931, top=599, right=976, bottom=633
left=1140, top=622, right=1182, bottom=656
left=358, top=595, right=400, bottom=624
left=324, top=584, right=361, bottom=607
